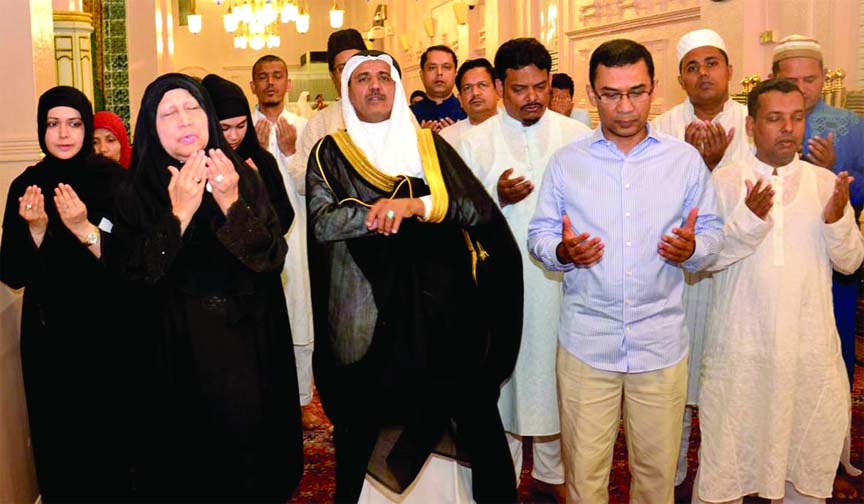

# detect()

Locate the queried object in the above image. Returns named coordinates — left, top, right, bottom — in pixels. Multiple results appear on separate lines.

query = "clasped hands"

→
left=556, top=209, right=699, bottom=267
left=167, top=149, right=240, bottom=231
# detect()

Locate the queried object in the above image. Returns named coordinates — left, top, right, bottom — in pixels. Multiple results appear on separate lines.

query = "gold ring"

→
left=25, top=204, right=32, bottom=210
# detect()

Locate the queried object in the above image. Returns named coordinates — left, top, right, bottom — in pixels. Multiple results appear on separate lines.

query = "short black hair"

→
left=410, top=90, right=426, bottom=102
left=747, top=78, right=804, bottom=118
left=678, top=48, right=729, bottom=73
left=455, top=58, right=496, bottom=91
left=420, top=45, right=457, bottom=70
left=494, top=38, right=551, bottom=83
left=551, top=73, right=575, bottom=96
left=771, top=57, right=824, bottom=76
left=589, top=39, right=654, bottom=89
left=251, top=55, right=288, bottom=80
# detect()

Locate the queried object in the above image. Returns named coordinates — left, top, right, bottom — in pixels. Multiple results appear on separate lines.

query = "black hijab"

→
left=38, top=86, right=95, bottom=165
left=128, top=73, right=258, bottom=223
left=31, top=86, right=120, bottom=208
left=201, top=73, right=293, bottom=233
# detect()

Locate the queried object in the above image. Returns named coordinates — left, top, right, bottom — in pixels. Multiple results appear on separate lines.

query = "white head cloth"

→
left=296, top=90, right=312, bottom=118
left=341, top=52, right=422, bottom=178
left=677, top=29, right=727, bottom=65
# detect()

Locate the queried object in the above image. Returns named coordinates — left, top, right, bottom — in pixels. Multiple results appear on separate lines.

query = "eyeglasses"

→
left=593, top=86, right=654, bottom=103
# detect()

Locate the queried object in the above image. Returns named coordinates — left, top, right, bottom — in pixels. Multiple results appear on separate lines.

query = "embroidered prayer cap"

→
left=327, top=28, right=368, bottom=71
left=772, top=34, right=823, bottom=64
left=676, top=29, right=727, bottom=65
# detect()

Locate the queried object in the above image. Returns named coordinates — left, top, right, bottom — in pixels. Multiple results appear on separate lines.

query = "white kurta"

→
left=459, top=110, right=591, bottom=435
left=652, top=97, right=751, bottom=404
left=698, top=154, right=864, bottom=501
left=291, top=102, right=344, bottom=196
left=252, top=106, right=314, bottom=346
left=438, top=118, right=476, bottom=148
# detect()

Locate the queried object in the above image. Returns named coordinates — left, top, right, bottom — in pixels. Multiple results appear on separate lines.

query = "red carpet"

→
left=291, top=365, right=863, bottom=503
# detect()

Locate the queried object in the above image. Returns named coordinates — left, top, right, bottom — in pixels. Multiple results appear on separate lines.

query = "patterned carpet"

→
left=290, top=365, right=863, bottom=503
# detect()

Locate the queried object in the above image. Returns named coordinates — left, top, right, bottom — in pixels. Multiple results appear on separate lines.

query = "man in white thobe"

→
left=459, top=38, right=590, bottom=501
left=439, top=58, right=499, bottom=148
left=651, top=29, right=753, bottom=489
left=249, top=54, right=317, bottom=428
left=694, top=79, right=863, bottom=504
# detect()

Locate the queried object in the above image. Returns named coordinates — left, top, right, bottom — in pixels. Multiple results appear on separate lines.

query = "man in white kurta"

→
left=694, top=79, right=864, bottom=504
left=459, top=38, right=590, bottom=498
left=438, top=58, right=499, bottom=148
left=651, top=30, right=753, bottom=487
left=248, top=54, right=317, bottom=428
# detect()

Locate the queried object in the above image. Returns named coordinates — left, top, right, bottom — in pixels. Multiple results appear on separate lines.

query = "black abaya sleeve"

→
left=0, top=173, right=42, bottom=289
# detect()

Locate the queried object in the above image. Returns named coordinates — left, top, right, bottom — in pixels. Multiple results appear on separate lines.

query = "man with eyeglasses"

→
left=438, top=58, right=499, bottom=148
left=527, top=39, right=724, bottom=503
left=651, top=29, right=752, bottom=495
left=459, top=38, right=590, bottom=503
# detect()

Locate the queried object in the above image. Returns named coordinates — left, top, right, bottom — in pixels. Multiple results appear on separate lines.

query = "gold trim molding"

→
left=53, top=11, right=93, bottom=24
left=566, top=6, right=700, bottom=41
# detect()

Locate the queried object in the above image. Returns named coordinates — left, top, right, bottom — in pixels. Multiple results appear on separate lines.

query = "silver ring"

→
left=215, top=173, right=225, bottom=183
left=25, top=204, right=32, bottom=210
left=385, top=210, right=395, bottom=220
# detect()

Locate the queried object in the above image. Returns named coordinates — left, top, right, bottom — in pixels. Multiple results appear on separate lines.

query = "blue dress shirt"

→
left=410, top=95, right=467, bottom=123
left=802, top=100, right=864, bottom=208
left=527, top=126, right=724, bottom=373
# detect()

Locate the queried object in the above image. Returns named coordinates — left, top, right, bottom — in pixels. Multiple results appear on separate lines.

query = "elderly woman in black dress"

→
left=112, top=73, right=302, bottom=501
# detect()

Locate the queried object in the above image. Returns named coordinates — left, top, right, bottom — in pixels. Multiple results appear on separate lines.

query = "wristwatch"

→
left=82, top=228, right=99, bottom=247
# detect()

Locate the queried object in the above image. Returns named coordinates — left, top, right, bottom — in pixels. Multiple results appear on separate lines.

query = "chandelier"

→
left=219, top=0, right=306, bottom=49
left=212, top=0, right=344, bottom=50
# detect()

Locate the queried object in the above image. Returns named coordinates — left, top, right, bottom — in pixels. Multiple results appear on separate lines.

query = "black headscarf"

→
left=37, top=85, right=95, bottom=164
left=128, top=73, right=256, bottom=222
left=200, top=73, right=293, bottom=233
left=31, top=85, right=119, bottom=206
left=200, top=74, right=267, bottom=162
left=327, top=29, right=367, bottom=71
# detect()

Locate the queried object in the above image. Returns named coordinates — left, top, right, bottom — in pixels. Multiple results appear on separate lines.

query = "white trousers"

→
left=506, top=432, right=564, bottom=486
left=691, top=473, right=826, bottom=504
left=294, top=341, right=313, bottom=406
left=557, top=346, right=687, bottom=504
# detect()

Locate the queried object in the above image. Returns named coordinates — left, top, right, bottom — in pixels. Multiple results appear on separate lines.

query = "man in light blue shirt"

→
left=527, top=39, right=724, bottom=504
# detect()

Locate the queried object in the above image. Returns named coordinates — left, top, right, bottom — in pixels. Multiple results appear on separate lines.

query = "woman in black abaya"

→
left=200, top=73, right=293, bottom=233
left=0, top=86, right=130, bottom=501
left=112, top=73, right=302, bottom=501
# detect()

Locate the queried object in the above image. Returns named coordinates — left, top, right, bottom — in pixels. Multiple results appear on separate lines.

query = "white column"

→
left=52, top=10, right=95, bottom=103
left=0, top=0, right=52, bottom=501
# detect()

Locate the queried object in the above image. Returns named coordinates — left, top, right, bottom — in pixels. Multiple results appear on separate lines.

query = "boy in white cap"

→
left=652, top=29, right=752, bottom=492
